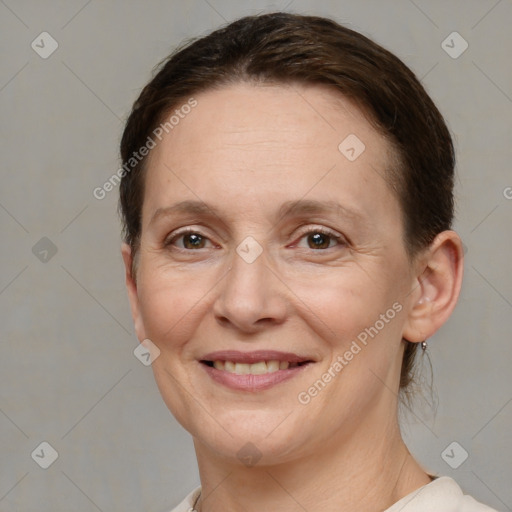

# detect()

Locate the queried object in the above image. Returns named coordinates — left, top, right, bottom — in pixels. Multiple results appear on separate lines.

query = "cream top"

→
left=167, top=476, right=499, bottom=512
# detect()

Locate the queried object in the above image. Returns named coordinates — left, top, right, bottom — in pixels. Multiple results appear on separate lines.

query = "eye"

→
left=294, top=227, right=346, bottom=250
left=164, top=229, right=214, bottom=250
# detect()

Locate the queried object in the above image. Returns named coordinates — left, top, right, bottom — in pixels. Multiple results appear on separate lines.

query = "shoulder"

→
left=166, top=486, right=201, bottom=512
left=166, top=479, right=498, bottom=512
left=386, top=476, right=499, bottom=512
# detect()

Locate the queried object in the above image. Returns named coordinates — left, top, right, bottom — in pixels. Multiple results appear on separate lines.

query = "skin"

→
left=122, top=82, right=464, bottom=512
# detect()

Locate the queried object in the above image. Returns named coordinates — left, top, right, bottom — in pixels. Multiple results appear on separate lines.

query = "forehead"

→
left=141, top=82, right=399, bottom=226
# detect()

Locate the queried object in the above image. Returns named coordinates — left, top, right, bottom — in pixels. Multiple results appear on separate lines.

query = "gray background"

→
left=0, top=0, right=511, bottom=510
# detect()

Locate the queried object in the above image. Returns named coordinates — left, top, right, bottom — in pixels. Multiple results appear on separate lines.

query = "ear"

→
left=402, top=230, right=464, bottom=343
left=121, top=243, right=146, bottom=342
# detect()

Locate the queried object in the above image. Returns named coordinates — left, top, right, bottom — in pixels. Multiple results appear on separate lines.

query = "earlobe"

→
left=121, top=243, right=146, bottom=342
left=402, top=231, right=464, bottom=344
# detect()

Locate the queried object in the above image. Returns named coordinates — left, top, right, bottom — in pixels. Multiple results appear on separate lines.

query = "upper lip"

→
left=200, top=350, right=315, bottom=364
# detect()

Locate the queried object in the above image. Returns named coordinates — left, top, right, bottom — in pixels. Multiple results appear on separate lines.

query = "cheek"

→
left=295, top=269, right=406, bottom=390
left=136, top=267, right=213, bottom=348
left=288, top=269, right=398, bottom=343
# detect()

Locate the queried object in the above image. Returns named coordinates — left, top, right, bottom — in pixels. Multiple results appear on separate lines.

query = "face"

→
left=123, top=82, right=420, bottom=464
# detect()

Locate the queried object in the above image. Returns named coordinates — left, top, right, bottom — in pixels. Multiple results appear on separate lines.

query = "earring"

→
left=421, top=341, right=428, bottom=351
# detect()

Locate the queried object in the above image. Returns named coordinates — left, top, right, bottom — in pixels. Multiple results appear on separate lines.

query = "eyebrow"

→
left=149, top=200, right=221, bottom=226
left=149, top=199, right=364, bottom=227
left=277, top=199, right=364, bottom=223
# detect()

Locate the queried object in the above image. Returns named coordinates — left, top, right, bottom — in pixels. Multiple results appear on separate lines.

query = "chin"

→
left=186, top=406, right=317, bottom=467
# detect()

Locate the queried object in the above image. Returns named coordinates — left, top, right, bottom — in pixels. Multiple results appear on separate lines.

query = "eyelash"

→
left=164, top=226, right=347, bottom=251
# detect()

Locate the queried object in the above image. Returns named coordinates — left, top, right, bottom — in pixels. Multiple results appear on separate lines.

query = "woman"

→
left=119, top=12, right=497, bottom=512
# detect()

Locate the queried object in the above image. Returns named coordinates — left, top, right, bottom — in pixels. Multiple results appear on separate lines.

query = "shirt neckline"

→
left=179, top=476, right=463, bottom=512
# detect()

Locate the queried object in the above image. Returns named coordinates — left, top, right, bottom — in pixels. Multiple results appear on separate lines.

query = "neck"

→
left=192, top=408, right=431, bottom=512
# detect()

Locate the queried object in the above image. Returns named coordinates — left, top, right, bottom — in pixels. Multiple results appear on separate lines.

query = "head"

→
left=119, top=13, right=463, bottom=464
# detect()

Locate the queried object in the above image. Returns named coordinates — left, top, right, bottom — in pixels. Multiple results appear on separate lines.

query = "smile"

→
left=199, top=350, right=314, bottom=391
left=205, top=360, right=304, bottom=374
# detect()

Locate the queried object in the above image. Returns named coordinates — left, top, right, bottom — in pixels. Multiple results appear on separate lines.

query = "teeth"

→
left=211, top=360, right=298, bottom=374
left=234, top=362, right=251, bottom=374
left=248, top=361, right=268, bottom=375
left=267, top=360, right=280, bottom=372
left=225, top=361, right=236, bottom=372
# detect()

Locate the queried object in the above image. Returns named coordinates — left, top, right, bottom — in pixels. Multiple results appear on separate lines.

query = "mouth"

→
left=201, top=359, right=310, bottom=374
left=199, top=350, right=314, bottom=391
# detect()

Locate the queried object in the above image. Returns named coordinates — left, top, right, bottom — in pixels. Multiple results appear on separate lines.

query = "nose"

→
left=212, top=244, right=288, bottom=333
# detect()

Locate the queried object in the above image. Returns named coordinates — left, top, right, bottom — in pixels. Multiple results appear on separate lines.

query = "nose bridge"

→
left=213, top=236, right=286, bottom=330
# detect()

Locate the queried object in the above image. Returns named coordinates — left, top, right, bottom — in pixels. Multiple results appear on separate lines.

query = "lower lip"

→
left=201, top=363, right=311, bottom=391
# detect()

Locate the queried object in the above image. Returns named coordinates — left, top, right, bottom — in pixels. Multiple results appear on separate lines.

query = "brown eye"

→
left=182, top=233, right=206, bottom=249
left=165, top=230, right=213, bottom=250
left=295, top=228, right=345, bottom=250
left=307, top=232, right=333, bottom=249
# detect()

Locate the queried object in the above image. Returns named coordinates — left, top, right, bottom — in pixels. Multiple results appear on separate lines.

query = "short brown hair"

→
left=119, top=12, right=455, bottom=393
